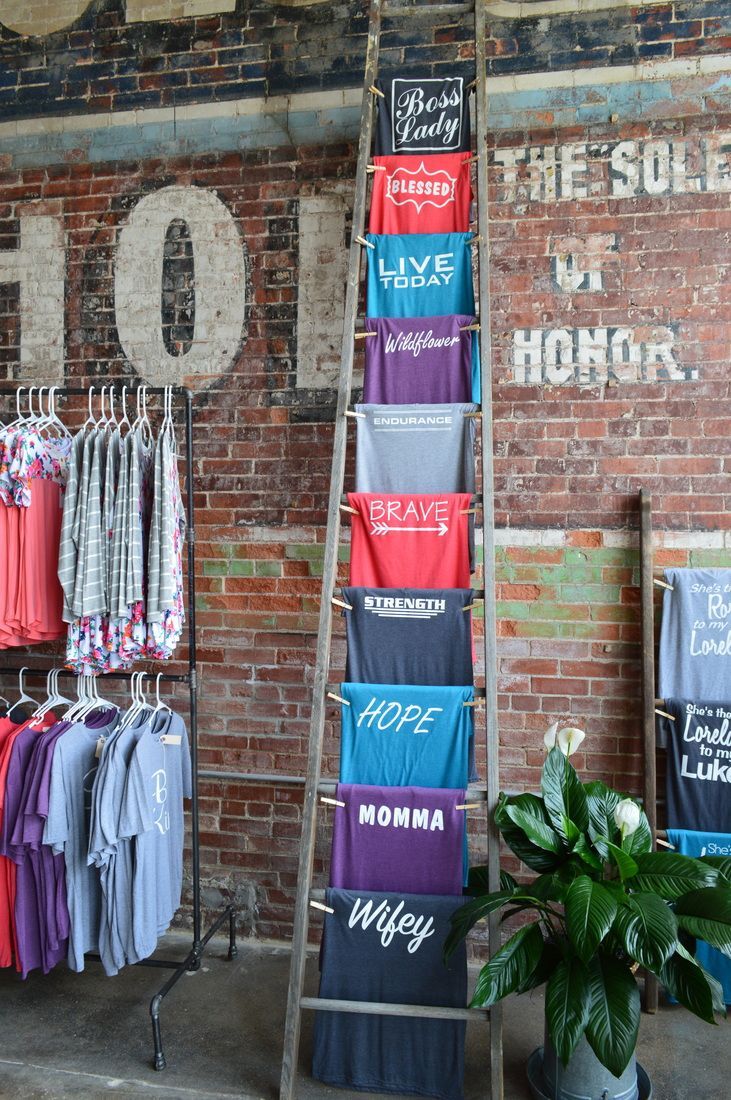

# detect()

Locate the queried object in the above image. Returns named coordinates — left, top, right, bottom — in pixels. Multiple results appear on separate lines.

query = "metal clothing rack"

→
left=0, top=383, right=237, bottom=1071
left=279, top=0, right=504, bottom=1095
left=639, top=488, right=659, bottom=1012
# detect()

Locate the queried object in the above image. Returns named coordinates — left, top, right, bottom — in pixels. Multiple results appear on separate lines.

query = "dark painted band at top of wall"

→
left=0, top=1, right=729, bottom=123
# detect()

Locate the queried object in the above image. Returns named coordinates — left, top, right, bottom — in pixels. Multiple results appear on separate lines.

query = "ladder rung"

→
left=340, top=492, right=484, bottom=504
left=384, top=3, right=476, bottom=16
left=315, top=784, right=488, bottom=799
left=300, top=996, right=488, bottom=1021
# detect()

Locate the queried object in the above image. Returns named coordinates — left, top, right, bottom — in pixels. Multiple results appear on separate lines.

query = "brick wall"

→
left=0, top=2, right=729, bottom=941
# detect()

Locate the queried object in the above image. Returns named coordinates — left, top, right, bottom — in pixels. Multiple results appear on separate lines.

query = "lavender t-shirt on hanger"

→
left=363, top=316, right=476, bottom=405
left=0, top=724, right=50, bottom=976
left=330, top=784, right=466, bottom=894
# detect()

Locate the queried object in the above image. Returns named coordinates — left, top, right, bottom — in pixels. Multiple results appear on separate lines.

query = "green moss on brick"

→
left=689, top=549, right=731, bottom=567
left=203, top=560, right=227, bottom=576
left=254, top=560, right=281, bottom=577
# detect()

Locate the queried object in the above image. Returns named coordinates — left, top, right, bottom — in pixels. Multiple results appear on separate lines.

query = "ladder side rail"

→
left=640, top=488, right=659, bottom=1012
left=278, top=4, right=383, bottom=1097
left=474, top=2, right=504, bottom=1096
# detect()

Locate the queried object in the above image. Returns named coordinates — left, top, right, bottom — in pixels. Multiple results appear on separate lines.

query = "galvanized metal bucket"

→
left=542, top=1033, right=639, bottom=1100
left=527, top=1047, right=653, bottom=1100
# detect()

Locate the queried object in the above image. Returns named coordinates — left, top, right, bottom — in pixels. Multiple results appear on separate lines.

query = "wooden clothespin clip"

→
left=460, top=507, right=478, bottom=515
left=310, top=899, right=335, bottom=914
left=463, top=411, right=482, bottom=418
left=462, top=602, right=480, bottom=611
left=339, top=503, right=360, bottom=515
left=460, top=322, right=480, bottom=332
left=469, top=235, right=483, bottom=245
left=656, top=837, right=676, bottom=850
left=467, top=78, right=477, bottom=89
left=369, top=84, right=385, bottom=98
left=327, top=690, right=351, bottom=706
left=463, top=699, right=483, bottom=707
left=366, top=164, right=385, bottom=173
left=320, top=796, right=346, bottom=808
left=456, top=803, right=481, bottom=811
left=355, top=234, right=375, bottom=249
left=331, top=597, right=353, bottom=611
left=653, top=577, right=674, bottom=590
left=344, top=409, right=366, bottom=419
left=466, top=153, right=480, bottom=163
left=353, top=331, right=377, bottom=340
left=655, top=708, right=675, bottom=721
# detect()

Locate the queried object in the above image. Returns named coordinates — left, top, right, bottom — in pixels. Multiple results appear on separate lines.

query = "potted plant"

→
left=446, top=727, right=731, bottom=1100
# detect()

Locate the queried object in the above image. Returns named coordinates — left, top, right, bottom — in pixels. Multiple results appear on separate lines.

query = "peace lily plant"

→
left=446, top=726, right=731, bottom=1078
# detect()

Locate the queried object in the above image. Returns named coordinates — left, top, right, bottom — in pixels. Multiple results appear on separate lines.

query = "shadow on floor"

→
left=0, top=932, right=727, bottom=1098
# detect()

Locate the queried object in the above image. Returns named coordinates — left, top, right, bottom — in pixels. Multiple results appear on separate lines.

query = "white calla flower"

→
left=543, top=722, right=559, bottom=752
left=557, top=727, right=586, bottom=757
left=614, top=798, right=641, bottom=837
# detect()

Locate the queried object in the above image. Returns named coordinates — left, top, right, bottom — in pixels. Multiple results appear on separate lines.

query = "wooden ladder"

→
left=279, top=1, right=503, bottom=1095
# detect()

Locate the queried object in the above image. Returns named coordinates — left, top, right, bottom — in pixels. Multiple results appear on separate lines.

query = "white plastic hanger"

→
left=33, top=669, right=55, bottom=720
left=107, top=386, right=119, bottom=430
left=153, top=672, right=172, bottom=715
left=118, top=385, right=132, bottom=435
left=83, top=386, right=96, bottom=431
left=11, top=668, right=39, bottom=716
left=46, top=387, right=71, bottom=438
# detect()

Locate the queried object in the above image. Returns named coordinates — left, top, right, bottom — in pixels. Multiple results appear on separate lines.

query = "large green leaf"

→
left=507, top=805, right=564, bottom=854
left=660, top=948, right=718, bottom=1025
left=500, top=869, right=519, bottom=892
left=444, top=891, right=516, bottom=960
left=572, top=833, right=603, bottom=873
left=542, top=748, right=590, bottom=839
left=673, top=942, right=726, bottom=1016
left=675, top=888, right=731, bottom=954
left=496, top=793, right=566, bottom=872
left=584, top=781, right=621, bottom=843
left=632, top=852, right=719, bottom=899
left=515, top=940, right=562, bottom=995
left=699, top=856, right=731, bottom=885
left=586, top=953, right=641, bottom=1078
left=565, top=876, right=619, bottom=965
left=500, top=823, right=566, bottom=873
left=470, top=923, right=545, bottom=1008
left=603, top=840, right=638, bottom=882
left=624, top=811, right=653, bottom=857
left=613, top=893, right=677, bottom=972
left=545, top=956, right=591, bottom=1067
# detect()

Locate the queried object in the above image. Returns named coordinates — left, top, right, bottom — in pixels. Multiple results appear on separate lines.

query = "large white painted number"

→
left=0, top=2, right=236, bottom=37
left=124, top=1, right=235, bottom=22
left=0, top=214, right=65, bottom=384
left=114, top=185, right=247, bottom=387
left=0, top=2, right=90, bottom=36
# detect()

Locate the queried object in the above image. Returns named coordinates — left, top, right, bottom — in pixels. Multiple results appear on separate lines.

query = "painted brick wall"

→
left=1, top=1, right=730, bottom=118
left=0, top=2, right=729, bottom=942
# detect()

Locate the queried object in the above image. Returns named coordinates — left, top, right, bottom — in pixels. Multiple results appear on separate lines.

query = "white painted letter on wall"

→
left=114, top=185, right=247, bottom=387
left=0, top=214, right=64, bottom=384
left=296, top=187, right=353, bottom=390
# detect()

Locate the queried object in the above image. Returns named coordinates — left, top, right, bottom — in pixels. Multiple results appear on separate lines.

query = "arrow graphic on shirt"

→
left=370, top=521, right=449, bottom=537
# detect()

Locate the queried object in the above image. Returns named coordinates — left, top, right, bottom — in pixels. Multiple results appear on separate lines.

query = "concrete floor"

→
left=0, top=931, right=727, bottom=1099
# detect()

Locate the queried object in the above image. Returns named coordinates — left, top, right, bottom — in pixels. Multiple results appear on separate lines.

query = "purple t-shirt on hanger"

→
left=363, top=315, right=475, bottom=405
left=16, top=720, right=74, bottom=971
left=0, top=723, right=50, bottom=977
left=330, top=784, right=466, bottom=895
